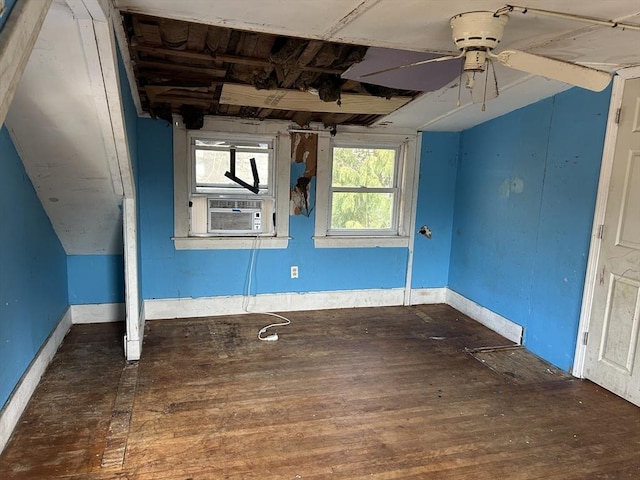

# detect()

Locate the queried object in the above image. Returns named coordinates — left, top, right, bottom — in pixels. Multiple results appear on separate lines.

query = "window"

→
left=314, top=131, right=419, bottom=248
left=192, top=139, right=272, bottom=195
left=173, top=117, right=290, bottom=249
left=189, top=136, right=275, bottom=237
left=329, top=146, right=400, bottom=233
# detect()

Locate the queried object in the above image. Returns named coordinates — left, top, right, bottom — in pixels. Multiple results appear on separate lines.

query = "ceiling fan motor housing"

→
left=450, top=11, right=508, bottom=51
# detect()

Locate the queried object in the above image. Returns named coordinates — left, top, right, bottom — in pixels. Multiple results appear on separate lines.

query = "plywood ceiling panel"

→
left=219, top=84, right=411, bottom=114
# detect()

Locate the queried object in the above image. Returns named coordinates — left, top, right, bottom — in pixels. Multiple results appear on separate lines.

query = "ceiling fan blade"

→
left=359, top=53, right=463, bottom=79
left=494, top=50, right=612, bottom=92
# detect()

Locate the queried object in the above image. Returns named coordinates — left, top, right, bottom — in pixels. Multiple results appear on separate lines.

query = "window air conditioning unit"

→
left=207, top=199, right=263, bottom=234
left=190, top=197, right=274, bottom=236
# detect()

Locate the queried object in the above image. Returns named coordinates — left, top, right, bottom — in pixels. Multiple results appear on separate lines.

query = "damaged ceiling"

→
left=6, top=0, right=640, bottom=258
left=120, top=12, right=419, bottom=128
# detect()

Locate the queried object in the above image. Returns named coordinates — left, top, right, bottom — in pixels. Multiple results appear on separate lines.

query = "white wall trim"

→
left=573, top=66, right=640, bottom=377
left=66, top=1, right=123, bottom=197
left=66, top=0, right=135, bottom=198
left=124, top=301, right=144, bottom=361
left=173, top=236, right=290, bottom=250
left=0, top=0, right=52, bottom=127
left=0, top=307, right=72, bottom=454
left=70, top=303, right=125, bottom=324
left=403, top=133, right=423, bottom=306
left=446, top=289, right=524, bottom=344
left=144, top=288, right=406, bottom=320
left=123, top=197, right=142, bottom=360
left=410, top=288, right=448, bottom=305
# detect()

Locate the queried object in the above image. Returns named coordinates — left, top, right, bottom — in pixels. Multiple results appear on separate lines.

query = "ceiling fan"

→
left=351, top=5, right=639, bottom=109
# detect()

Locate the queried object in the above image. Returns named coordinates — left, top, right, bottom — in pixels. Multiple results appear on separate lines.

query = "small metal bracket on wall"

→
left=418, top=225, right=432, bottom=239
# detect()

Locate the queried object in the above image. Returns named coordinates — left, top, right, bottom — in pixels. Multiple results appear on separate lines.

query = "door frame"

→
left=573, top=65, right=640, bottom=378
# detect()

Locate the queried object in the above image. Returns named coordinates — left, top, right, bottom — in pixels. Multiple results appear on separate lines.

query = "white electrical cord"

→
left=243, top=236, right=292, bottom=342
left=257, top=314, right=291, bottom=342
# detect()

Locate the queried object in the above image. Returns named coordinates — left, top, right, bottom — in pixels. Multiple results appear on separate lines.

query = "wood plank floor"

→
left=1, top=304, right=639, bottom=479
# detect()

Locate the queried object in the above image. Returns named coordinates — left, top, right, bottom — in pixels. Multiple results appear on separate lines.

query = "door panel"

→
left=616, top=152, right=640, bottom=248
left=584, top=77, right=640, bottom=406
left=598, top=275, right=640, bottom=373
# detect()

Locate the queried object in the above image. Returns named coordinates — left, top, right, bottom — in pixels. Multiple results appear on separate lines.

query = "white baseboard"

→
left=144, top=288, right=406, bottom=320
left=0, top=308, right=72, bottom=454
left=70, top=303, right=125, bottom=324
left=143, top=287, right=523, bottom=346
left=445, top=289, right=523, bottom=344
left=410, top=288, right=447, bottom=305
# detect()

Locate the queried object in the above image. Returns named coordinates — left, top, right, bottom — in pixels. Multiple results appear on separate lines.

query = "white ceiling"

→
left=5, top=0, right=640, bottom=256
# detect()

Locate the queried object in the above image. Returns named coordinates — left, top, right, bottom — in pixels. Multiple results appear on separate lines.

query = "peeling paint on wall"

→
left=291, top=132, right=318, bottom=176
left=290, top=132, right=318, bottom=216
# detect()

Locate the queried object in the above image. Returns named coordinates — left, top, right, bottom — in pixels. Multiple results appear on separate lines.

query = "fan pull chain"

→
left=482, top=61, right=489, bottom=112
left=456, top=58, right=464, bottom=107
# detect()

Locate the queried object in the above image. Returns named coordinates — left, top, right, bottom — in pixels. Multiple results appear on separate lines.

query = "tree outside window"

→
left=330, top=146, right=399, bottom=231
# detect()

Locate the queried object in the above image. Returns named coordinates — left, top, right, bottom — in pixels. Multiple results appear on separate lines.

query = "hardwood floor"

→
left=1, top=305, right=639, bottom=479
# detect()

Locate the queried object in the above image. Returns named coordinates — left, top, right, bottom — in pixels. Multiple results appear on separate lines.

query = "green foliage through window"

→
left=330, top=147, right=398, bottom=230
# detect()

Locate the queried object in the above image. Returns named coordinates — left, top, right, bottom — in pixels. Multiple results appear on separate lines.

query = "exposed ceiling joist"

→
left=219, top=84, right=411, bottom=114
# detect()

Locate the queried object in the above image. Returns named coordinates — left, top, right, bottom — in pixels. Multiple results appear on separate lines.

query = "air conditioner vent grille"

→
left=208, top=199, right=261, bottom=209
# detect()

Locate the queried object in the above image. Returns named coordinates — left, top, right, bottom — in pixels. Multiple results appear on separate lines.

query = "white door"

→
left=584, top=77, right=640, bottom=406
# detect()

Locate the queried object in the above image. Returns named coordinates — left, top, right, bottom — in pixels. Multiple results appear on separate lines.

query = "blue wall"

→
left=0, top=126, right=68, bottom=409
left=448, top=87, right=610, bottom=370
left=412, top=132, right=459, bottom=288
left=67, top=255, right=124, bottom=304
left=0, top=0, right=17, bottom=30
left=134, top=86, right=610, bottom=372
left=137, top=118, right=409, bottom=300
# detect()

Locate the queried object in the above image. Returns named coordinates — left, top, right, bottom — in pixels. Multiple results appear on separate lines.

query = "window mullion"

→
left=331, top=186, right=396, bottom=194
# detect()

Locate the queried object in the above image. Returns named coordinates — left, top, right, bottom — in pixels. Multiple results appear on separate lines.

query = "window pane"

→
left=195, top=150, right=269, bottom=189
left=330, top=192, right=394, bottom=229
left=332, top=147, right=396, bottom=188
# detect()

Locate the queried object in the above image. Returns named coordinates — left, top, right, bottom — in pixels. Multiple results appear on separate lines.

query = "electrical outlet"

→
left=290, top=266, right=298, bottom=279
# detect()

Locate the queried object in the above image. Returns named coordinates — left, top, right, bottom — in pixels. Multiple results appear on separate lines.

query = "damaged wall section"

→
left=290, top=131, right=318, bottom=217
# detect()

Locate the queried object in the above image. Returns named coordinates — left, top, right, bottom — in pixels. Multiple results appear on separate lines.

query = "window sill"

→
left=173, top=236, right=290, bottom=250
left=313, top=235, right=409, bottom=249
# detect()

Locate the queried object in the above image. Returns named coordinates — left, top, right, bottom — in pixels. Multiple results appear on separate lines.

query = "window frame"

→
left=314, top=130, right=418, bottom=248
left=173, top=117, right=291, bottom=250
left=191, top=136, right=274, bottom=195
left=328, top=143, right=402, bottom=236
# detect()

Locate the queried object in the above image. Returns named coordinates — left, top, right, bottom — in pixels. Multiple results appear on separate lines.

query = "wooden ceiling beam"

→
left=283, top=40, right=325, bottom=88
left=145, top=86, right=213, bottom=103
left=136, top=60, right=226, bottom=77
left=149, top=96, right=213, bottom=107
left=132, top=44, right=345, bottom=75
